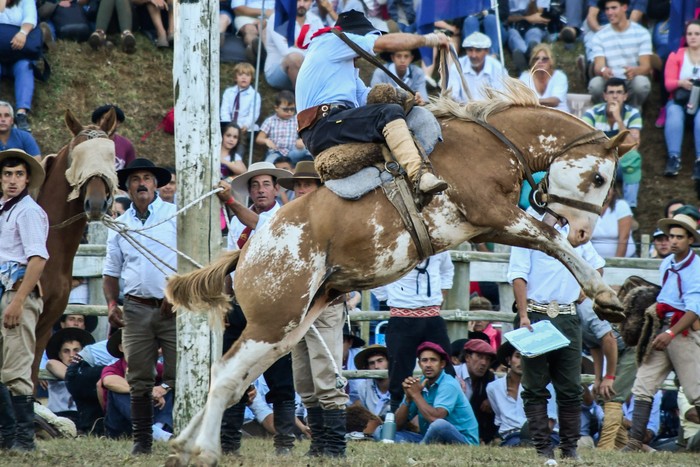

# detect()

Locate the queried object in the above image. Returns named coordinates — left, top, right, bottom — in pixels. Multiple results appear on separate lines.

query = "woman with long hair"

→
left=518, top=43, right=570, bottom=112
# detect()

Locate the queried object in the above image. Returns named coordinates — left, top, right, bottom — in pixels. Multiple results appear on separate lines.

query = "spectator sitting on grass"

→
left=220, top=62, right=261, bottom=135
left=256, top=90, right=311, bottom=165
left=132, top=0, right=173, bottom=48
left=220, top=122, right=247, bottom=180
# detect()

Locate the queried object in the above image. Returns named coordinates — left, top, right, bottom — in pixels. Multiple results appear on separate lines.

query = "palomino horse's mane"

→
left=427, top=77, right=541, bottom=122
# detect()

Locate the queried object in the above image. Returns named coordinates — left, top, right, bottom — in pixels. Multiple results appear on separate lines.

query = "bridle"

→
left=474, top=121, right=612, bottom=218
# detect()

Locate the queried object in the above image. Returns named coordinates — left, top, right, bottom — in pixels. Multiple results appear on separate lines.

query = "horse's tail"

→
left=165, top=250, right=240, bottom=327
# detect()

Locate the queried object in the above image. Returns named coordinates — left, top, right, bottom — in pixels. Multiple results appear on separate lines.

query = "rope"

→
left=309, top=324, right=347, bottom=390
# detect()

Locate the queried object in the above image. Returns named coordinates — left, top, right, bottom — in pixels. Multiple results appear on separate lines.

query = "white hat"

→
left=230, top=161, right=290, bottom=202
left=462, top=32, right=491, bottom=49
left=658, top=214, right=700, bottom=243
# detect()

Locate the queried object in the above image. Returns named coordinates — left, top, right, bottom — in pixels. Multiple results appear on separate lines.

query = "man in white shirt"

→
left=448, top=32, right=507, bottom=103
left=103, top=158, right=177, bottom=455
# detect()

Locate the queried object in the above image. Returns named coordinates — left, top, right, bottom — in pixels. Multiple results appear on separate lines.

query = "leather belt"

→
left=527, top=300, right=576, bottom=318
left=297, top=103, right=349, bottom=133
left=126, top=294, right=163, bottom=308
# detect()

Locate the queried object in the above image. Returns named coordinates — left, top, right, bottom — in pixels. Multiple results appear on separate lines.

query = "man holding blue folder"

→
left=507, top=211, right=605, bottom=463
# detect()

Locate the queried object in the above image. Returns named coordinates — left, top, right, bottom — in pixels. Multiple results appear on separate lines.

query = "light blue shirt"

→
left=372, top=251, right=454, bottom=309
left=357, top=379, right=390, bottom=418
left=296, top=32, right=379, bottom=111
left=406, top=370, right=479, bottom=445
left=79, top=340, right=118, bottom=367
left=486, top=376, right=558, bottom=437
left=103, top=196, right=177, bottom=298
left=0, top=0, right=37, bottom=27
left=370, top=63, right=428, bottom=99
left=657, top=250, right=700, bottom=317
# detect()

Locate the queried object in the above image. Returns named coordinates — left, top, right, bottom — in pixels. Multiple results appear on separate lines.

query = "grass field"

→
left=1, top=437, right=698, bottom=467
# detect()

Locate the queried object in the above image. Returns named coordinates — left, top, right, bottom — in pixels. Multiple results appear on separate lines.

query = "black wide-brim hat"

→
left=336, top=9, right=383, bottom=36
left=342, top=322, right=365, bottom=348
left=46, top=328, right=96, bottom=361
left=52, top=314, right=98, bottom=333
left=107, top=328, right=124, bottom=359
left=117, top=158, right=172, bottom=190
left=91, top=104, right=125, bottom=123
left=379, top=48, right=421, bottom=64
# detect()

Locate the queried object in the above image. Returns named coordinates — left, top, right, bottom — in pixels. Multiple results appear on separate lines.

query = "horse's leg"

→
left=476, top=208, right=623, bottom=321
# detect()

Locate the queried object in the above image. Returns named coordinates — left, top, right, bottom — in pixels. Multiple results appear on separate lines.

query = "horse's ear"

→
left=100, top=108, right=118, bottom=136
left=605, top=130, right=635, bottom=157
left=65, top=109, right=83, bottom=136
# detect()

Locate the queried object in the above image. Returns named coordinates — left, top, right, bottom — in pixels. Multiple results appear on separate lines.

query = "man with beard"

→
left=461, top=339, right=498, bottom=444
left=216, top=161, right=299, bottom=455
left=265, top=0, right=323, bottom=90
left=103, top=158, right=177, bottom=455
left=448, top=32, right=507, bottom=103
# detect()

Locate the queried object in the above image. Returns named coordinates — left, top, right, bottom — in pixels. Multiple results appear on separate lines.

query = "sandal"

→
left=121, top=30, right=136, bottom=54
left=89, top=29, right=106, bottom=50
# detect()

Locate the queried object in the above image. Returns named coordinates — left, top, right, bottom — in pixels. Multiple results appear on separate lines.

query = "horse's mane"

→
left=427, top=77, right=541, bottom=122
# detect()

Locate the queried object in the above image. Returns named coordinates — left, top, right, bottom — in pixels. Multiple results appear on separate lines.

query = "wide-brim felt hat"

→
left=230, top=161, right=291, bottom=201
left=117, top=158, right=171, bottom=190
left=379, top=48, right=421, bottom=64
left=658, top=214, right=700, bottom=243
left=91, top=104, right=125, bottom=123
left=354, top=344, right=388, bottom=370
left=0, top=149, right=45, bottom=191
left=336, top=9, right=384, bottom=36
left=53, top=314, right=99, bottom=333
left=46, top=328, right=96, bottom=361
left=416, top=341, right=450, bottom=362
left=277, top=161, right=322, bottom=190
left=107, top=328, right=124, bottom=359
left=342, top=322, right=365, bottom=348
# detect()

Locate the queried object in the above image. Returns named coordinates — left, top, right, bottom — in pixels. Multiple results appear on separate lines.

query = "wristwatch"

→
left=161, top=383, right=171, bottom=392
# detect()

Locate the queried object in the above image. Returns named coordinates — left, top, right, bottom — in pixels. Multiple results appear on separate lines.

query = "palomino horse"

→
left=164, top=82, right=633, bottom=466
left=31, top=109, right=118, bottom=383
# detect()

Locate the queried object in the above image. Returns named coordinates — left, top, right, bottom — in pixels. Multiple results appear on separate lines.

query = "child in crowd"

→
left=256, top=90, right=312, bottom=164
left=220, top=62, right=261, bottom=137
left=220, top=122, right=247, bottom=180
left=273, top=155, right=294, bottom=205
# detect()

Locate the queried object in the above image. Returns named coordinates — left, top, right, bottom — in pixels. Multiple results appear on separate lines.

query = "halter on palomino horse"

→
left=31, top=109, right=118, bottom=383
left=163, top=80, right=633, bottom=466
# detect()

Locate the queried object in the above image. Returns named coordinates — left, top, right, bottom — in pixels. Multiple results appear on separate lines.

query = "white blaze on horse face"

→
left=546, top=154, right=616, bottom=246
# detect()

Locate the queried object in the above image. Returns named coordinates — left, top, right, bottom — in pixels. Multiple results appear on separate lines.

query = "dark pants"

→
left=385, top=316, right=454, bottom=405
left=223, top=303, right=294, bottom=404
left=300, top=103, right=405, bottom=156
left=65, top=361, right=105, bottom=434
left=520, top=312, right=583, bottom=409
left=104, top=390, right=174, bottom=438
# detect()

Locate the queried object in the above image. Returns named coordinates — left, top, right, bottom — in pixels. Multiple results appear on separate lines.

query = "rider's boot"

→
left=382, top=119, right=448, bottom=195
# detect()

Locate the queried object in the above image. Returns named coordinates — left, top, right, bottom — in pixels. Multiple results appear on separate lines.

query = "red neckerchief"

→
left=656, top=250, right=696, bottom=336
left=0, top=188, right=28, bottom=214
left=236, top=203, right=275, bottom=249
left=296, top=25, right=341, bottom=49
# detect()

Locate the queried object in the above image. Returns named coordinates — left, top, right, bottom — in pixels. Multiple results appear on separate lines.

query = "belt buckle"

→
left=547, top=301, right=560, bottom=319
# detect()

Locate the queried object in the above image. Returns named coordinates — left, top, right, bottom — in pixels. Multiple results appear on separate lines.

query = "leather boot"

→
left=558, top=404, right=581, bottom=460
left=622, top=398, right=652, bottom=452
left=130, top=392, right=154, bottom=455
left=322, top=409, right=346, bottom=457
left=10, top=395, right=34, bottom=452
left=305, top=406, right=325, bottom=457
left=382, top=119, right=448, bottom=195
left=0, top=383, right=15, bottom=449
left=597, top=401, right=623, bottom=451
left=273, top=400, right=296, bottom=455
left=221, top=401, right=245, bottom=454
left=524, top=404, right=555, bottom=460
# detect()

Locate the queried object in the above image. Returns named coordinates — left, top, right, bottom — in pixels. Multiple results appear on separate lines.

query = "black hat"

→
left=53, top=313, right=98, bottom=333
left=450, top=338, right=468, bottom=358
left=336, top=10, right=383, bottom=36
left=117, top=158, right=172, bottom=190
left=379, top=48, right=420, bottom=64
left=495, top=341, right=516, bottom=368
left=597, top=0, right=628, bottom=10
left=107, top=329, right=124, bottom=359
left=342, top=322, right=365, bottom=348
left=46, top=328, right=96, bottom=361
left=91, top=104, right=126, bottom=124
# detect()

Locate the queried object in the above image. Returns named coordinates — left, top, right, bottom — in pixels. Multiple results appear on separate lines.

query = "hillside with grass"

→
left=11, top=35, right=699, bottom=235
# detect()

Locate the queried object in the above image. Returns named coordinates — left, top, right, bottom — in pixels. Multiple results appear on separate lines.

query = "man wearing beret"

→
left=461, top=338, right=498, bottom=444
left=448, top=32, right=507, bottom=103
left=102, top=158, right=177, bottom=455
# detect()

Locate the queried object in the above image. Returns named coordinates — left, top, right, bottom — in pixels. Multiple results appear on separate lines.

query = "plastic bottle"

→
left=382, top=412, right=397, bottom=443
left=687, top=80, right=700, bottom=115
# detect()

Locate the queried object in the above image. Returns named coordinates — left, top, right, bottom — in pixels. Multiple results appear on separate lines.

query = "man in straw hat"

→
left=103, top=157, right=177, bottom=455
left=624, top=213, right=700, bottom=452
left=0, top=148, right=48, bottom=451
left=448, top=31, right=507, bottom=103
left=279, top=161, right=353, bottom=456
left=295, top=9, right=450, bottom=196
left=215, top=161, right=300, bottom=455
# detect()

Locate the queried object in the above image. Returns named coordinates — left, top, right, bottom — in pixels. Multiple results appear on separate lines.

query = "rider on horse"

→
left=295, top=9, right=450, bottom=196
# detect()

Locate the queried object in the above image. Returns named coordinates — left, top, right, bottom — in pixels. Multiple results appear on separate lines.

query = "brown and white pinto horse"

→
left=31, top=109, right=118, bottom=383
left=164, top=82, right=633, bottom=466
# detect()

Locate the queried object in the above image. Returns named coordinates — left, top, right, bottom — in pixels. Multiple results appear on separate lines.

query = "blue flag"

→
left=275, top=0, right=297, bottom=47
left=416, top=0, right=473, bottom=66
left=669, top=0, right=699, bottom=52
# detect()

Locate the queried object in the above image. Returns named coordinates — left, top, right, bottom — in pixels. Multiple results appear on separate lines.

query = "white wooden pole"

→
left=172, top=0, right=223, bottom=430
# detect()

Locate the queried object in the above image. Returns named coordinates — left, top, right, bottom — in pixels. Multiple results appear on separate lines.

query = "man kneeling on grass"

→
left=376, top=342, right=479, bottom=444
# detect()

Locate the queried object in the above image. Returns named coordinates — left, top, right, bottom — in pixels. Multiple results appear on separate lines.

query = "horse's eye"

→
left=593, top=173, right=605, bottom=187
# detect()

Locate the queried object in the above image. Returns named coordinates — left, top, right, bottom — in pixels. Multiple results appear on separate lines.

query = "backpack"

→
left=52, top=4, right=91, bottom=42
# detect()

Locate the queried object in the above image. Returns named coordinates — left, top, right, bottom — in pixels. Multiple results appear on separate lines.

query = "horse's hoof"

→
left=593, top=290, right=625, bottom=323
left=191, top=449, right=219, bottom=467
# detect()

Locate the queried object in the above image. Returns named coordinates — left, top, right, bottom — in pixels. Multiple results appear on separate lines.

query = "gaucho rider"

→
left=295, top=9, right=450, bottom=195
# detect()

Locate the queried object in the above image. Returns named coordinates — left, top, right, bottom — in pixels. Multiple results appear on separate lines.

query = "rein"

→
left=473, top=120, right=609, bottom=216
left=50, top=212, right=87, bottom=229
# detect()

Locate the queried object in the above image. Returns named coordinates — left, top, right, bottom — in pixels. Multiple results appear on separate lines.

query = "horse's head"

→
left=541, top=130, right=634, bottom=246
left=64, top=109, right=119, bottom=220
